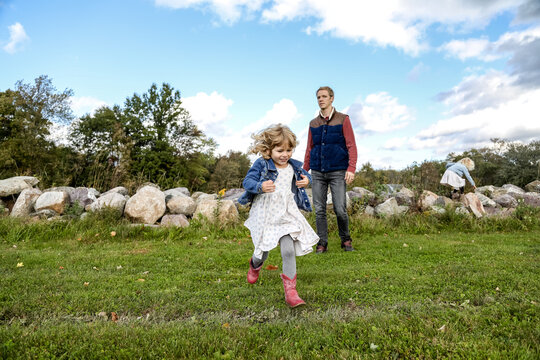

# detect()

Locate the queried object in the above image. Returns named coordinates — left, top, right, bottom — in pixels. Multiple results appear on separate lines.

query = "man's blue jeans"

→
left=311, top=170, right=351, bottom=247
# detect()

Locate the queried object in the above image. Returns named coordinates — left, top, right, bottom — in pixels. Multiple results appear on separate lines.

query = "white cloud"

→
left=155, top=0, right=266, bottom=23
left=182, top=91, right=234, bottom=133
left=3, top=22, right=29, bottom=54
left=156, top=0, right=529, bottom=54
left=407, top=62, right=429, bottom=81
left=439, top=26, right=540, bottom=62
left=70, top=96, right=109, bottom=117
left=436, top=70, right=523, bottom=116
left=344, top=92, right=414, bottom=134
left=405, top=88, right=540, bottom=155
left=183, top=95, right=301, bottom=156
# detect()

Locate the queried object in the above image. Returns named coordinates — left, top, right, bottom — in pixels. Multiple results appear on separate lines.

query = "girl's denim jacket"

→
left=237, top=157, right=313, bottom=212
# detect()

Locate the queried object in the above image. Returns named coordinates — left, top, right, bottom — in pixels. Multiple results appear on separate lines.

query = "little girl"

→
left=440, top=157, right=477, bottom=199
left=238, top=124, right=319, bottom=307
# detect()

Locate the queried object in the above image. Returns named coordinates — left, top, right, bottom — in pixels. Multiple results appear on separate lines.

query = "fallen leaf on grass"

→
left=222, top=323, right=230, bottom=328
left=77, top=237, right=82, bottom=241
left=265, top=264, right=278, bottom=270
left=84, top=282, right=89, bottom=286
left=438, top=324, right=446, bottom=332
left=137, top=278, right=145, bottom=282
left=16, top=262, right=24, bottom=268
left=496, top=287, right=501, bottom=291
left=95, top=233, right=100, bottom=237
left=59, top=266, right=64, bottom=270
left=110, top=231, right=117, bottom=237
left=116, top=265, right=123, bottom=270
left=111, top=312, right=118, bottom=322
left=370, top=343, right=379, bottom=350
left=403, top=243, right=409, bottom=247
left=12, top=245, right=17, bottom=248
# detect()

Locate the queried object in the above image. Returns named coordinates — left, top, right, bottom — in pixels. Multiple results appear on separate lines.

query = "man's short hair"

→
left=316, top=86, right=334, bottom=98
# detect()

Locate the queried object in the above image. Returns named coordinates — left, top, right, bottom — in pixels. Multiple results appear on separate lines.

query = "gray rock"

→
left=525, top=180, right=540, bottom=193
left=455, top=205, right=470, bottom=216
left=395, top=187, right=415, bottom=206
left=166, top=195, right=197, bottom=216
left=88, top=188, right=100, bottom=197
left=88, top=192, right=127, bottom=213
left=196, top=193, right=218, bottom=204
left=475, top=185, right=496, bottom=196
left=164, top=188, right=190, bottom=202
left=430, top=205, right=446, bottom=214
left=10, top=188, right=42, bottom=217
left=35, top=191, right=70, bottom=214
left=475, top=192, right=498, bottom=207
left=124, top=185, right=166, bottom=224
left=101, top=186, right=129, bottom=197
left=161, top=214, right=190, bottom=227
left=484, top=207, right=515, bottom=218
left=70, top=187, right=97, bottom=207
left=364, top=205, right=375, bottom=216
left=191, top=191, right=205, bottom=200
left=461, top=192, right=485, bottom=218
left=222, top=188, right=244, bottom=201
left=520, top=192, right=540, bottom=207
left=434, top=196, right=453, bottom=208
left=502, top=184, right=525, bottom=195
left=30, top=209, right=58, bottom=219
left=374, top=197, right=401, bottom=216
left=0, top=176, right=37, bottom=197
left=417, top=190, right=439, bottom=212
left=193, top=199, right=239, bottom=223
left=494, top=194, right=518, bottom=208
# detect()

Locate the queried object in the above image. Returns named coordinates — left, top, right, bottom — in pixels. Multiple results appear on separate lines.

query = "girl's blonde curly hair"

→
left=248, top=123, right=298, bottom=159
left=458, top=157, right=475, bottom=171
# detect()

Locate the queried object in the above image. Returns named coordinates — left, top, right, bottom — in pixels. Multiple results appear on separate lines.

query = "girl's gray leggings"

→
left=252, top=234, right=296, bottom=278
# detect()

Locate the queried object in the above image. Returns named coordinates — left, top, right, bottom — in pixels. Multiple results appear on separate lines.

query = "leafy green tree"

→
left=0, top=75, right=77, bottom=185
left=207, top=151, right=251, bottom=192
left=71, top=83, right=216, bottom=191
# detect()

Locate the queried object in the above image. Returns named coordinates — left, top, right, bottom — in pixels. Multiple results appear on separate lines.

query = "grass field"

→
left=0, top=211, right=539, bottom=359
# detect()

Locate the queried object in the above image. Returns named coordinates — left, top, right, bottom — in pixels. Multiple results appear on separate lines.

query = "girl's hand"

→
left=261, top=180, right=275, bottom=193
left=296, top=174, right=309, bottom=188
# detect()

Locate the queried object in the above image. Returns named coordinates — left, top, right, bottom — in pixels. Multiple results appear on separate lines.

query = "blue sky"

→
left=1, top=0, right=540, bottom=169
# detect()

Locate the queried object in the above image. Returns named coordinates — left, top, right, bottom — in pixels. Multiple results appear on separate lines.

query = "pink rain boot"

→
left=280, top=274, right=306, bottom=307
left=247, top=259, right=262, bottom=284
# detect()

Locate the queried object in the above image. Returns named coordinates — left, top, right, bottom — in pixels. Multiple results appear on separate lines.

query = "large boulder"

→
left=351, top=187, right=376, bottom=201
left=164, top=188, right=190, bottom=202
left=475, top=185, right=496, bottom=197
left=493, top=194, right=518, bottom=208
left=475, top=192, right=498, bottom=207
left=101, top=186, right=129, bottom=197
left=34, top=191, right=70, bottom=214
left=87, top=192, right=127, bottom=213
left=502, top=184, right=525, bottom=195
left=417, top=190, right=439, bottom=212
left=484, top=207, right=515, bottom=218
left=374, top=197, right=401, bottom=216
left=196, top=193, right=218, bottom=204
left=434, top=196, right=453, bottom=208
left=395, top=187, right=415, bottom=206
left=0, top=176, right=38, bottom=197
left=525, top=180, right=540, bottom=193
left=520, top=192, right=540, bottom=207
left=10, top=188, right=42, bottom=217
left=194, top=199, right=239, bottom=223
left=222, top=188, right=244, bottom=202
left=167, top=195, right=197, bottom=216
left=124, top=185, right=166, bottom=224
left=461, top=193, right=485, bottom=218
left=160, top=214, right=190, bottom=228
left=70, top=187, right=97, bottom=208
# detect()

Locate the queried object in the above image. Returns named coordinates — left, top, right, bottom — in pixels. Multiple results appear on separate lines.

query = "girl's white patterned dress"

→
left=245, top=164, right=319, bottom=259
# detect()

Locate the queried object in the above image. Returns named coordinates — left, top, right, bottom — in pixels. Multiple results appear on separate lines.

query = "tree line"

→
left=1, top=76, right=539, bottom=194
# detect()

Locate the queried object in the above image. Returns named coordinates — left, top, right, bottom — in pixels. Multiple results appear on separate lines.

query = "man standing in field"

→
left=303, top=86, right=357, bottom=253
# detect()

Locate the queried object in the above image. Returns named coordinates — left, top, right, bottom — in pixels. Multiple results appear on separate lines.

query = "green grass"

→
left=0, top=211, right=539, bottom=359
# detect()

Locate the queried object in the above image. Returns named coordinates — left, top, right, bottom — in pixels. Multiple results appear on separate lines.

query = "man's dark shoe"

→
left=341, top=240, right=354, bottom=252
left=316, top=245, right=327, bottom=254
